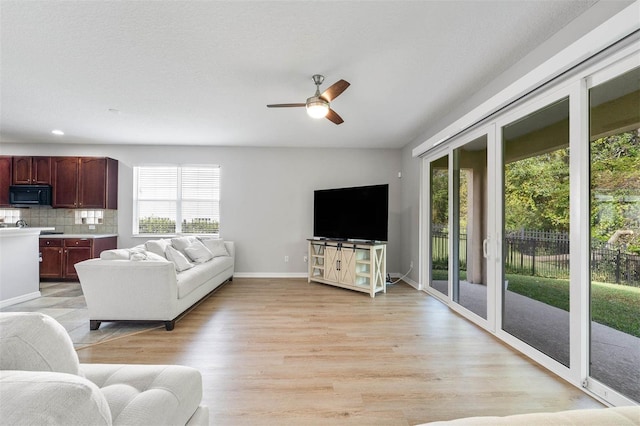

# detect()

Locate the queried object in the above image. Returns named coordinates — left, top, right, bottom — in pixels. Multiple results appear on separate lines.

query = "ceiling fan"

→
left=267, top=74, right=350, bottom=125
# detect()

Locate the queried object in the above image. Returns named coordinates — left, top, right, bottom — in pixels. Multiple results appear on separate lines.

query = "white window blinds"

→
left=134, top=165, right=220, bottom=235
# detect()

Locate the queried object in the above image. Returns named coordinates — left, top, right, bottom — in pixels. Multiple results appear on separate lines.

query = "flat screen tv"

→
left=314, top=184, right=388, bottom=242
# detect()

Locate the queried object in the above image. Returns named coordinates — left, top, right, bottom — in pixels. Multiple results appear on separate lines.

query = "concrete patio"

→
left=430, top=279, right=640, bottom=403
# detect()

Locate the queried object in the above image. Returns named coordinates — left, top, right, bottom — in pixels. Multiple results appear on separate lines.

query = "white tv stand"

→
left=307, top=239, right=386, bottom=298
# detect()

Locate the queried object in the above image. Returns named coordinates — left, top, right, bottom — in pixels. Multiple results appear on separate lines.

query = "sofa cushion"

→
left=176, top=255, right=234, bottom=299
left=82, top=364, right=203, bottom=426
left=0, top=370, right=112, bottom=426
left=420, top=406, right=640, bottom=425
left=166, top=245, right=195, bottom=272
left=198, top=237, right=229, bottom=257
left=145, top=238, right=172, bottom=258
left=0, top=312, right=81, bottom=376
left=184, top=240, right=214, bottom=263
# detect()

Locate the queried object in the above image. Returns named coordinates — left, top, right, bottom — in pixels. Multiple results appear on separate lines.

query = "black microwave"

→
left=9, top=185, right=52, bottom=207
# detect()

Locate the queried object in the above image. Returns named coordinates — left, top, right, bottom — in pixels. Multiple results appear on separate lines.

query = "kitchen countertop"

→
left=38, top=233, right=118, bottom=239
left=0, top=227, right=54, bottom=237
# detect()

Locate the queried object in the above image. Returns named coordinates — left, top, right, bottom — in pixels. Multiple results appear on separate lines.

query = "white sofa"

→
left=0, top=312, right=208, bottom=425
left=420, top=406, right=640, bottom=425
left=76, top=236, right=234, bottom=331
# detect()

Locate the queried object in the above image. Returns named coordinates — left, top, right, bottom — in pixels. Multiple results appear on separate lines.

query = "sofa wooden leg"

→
left=164, top=320, right=175, bottom=331
left=90, top=320, right=101, bottom=330
left=229, top=276, right=233, bottom=282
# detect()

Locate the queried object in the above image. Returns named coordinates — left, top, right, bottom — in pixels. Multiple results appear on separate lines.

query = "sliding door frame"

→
left=417, top=38, right=639, bottom=406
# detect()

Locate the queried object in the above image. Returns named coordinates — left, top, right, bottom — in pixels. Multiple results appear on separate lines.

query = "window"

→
left=133, top=165, right=220, bottom=235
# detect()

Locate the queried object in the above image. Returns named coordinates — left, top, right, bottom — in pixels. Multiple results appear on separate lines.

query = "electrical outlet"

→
left=284, top=256, right=289, bottom=262
left=303, top=255, right=308, bottom=263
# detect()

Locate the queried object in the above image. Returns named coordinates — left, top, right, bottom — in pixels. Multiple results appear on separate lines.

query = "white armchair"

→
left=0, top=312, right=208, bottom=425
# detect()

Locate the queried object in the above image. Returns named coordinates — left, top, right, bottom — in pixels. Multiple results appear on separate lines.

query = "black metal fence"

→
left=504, top=229, right=570, bottom=279
left=431, top=228, right=640, bottom=287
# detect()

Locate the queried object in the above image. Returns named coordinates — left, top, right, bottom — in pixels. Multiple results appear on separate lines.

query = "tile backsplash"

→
left=0, top=208, right=117, bottom=234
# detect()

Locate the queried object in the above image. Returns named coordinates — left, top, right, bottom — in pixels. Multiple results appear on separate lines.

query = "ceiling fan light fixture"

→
left=306, top=97, right=329, bottom=119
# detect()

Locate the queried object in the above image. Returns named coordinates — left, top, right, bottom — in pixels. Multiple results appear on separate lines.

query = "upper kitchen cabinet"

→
left=0, top=156, right=12, bottom=207
left=12, top=156, right=51, bottom=184
left=52, top=157, right=118, bottom=209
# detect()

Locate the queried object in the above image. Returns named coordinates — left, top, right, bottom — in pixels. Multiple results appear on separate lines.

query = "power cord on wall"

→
left=386, top=263, right=414, bottom=285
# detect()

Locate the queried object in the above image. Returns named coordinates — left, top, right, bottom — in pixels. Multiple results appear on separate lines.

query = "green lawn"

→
left=506, top=274, right=640, bottom=338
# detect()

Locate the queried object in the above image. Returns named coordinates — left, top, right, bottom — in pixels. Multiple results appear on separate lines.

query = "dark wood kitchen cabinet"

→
left=52, top=157, right=118, bottom=209
left=0, top=156, right=11, bottom=207
left=39, top=239, right=64, bottom=278
left=63, top=239, right=92, bottom=280
left=12, top=156, right=51, bottom=184
left=40, top=236, right=117, bottom=280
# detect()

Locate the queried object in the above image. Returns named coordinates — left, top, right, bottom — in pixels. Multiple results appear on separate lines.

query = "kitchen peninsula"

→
left=0, top=227, right=53, bottom=307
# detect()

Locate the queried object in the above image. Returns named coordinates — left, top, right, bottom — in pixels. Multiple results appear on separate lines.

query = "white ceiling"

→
left=0, top=1, right=624, bottom=149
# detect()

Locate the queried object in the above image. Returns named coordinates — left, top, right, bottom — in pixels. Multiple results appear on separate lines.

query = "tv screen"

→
left=314, top=184, right=388, bottom=242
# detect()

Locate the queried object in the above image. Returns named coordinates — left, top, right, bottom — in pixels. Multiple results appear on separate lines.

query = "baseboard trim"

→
left=234, top=272, right=308, bottom=279
left=401, top=277, right=419, bottom=289
left=233, top=273, right=420, bottom=288
left=0, top=291, right=41, bottom=309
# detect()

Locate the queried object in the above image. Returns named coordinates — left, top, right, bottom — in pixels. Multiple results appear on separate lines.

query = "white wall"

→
left=1, top=143, right=402, bottom=275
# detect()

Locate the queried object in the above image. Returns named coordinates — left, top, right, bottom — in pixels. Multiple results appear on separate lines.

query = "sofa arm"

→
left=0, top=370, right=112, bottom=426
left=224, top=241, right=235, bottom=261
left=76, top=259, right=180, bottom=321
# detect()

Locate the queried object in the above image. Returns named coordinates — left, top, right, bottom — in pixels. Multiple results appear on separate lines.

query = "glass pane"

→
left=137, top=200, right=177, bottom=234
left=181, top=201, right=220, bottom=234
left=181, top=166, right=220, bottom=200
left=502, top=97, right=571, bottom=366
left=137, top=167, right=178, bottom=200
left=454, top=136, right=488, bottom=319
left=589, top=67, right=640, bottom=402
left=430, top=155, right=449, bottom=296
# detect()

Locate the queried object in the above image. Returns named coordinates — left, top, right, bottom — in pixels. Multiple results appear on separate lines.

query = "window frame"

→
left=133, top=164, right=221, bottom=236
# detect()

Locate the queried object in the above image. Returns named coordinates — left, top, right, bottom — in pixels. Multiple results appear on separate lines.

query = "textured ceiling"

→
left=0, top=1, right=619, bottom=149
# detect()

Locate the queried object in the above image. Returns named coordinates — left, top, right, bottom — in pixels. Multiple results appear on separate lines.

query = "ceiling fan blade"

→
left=266, top=103, right=306, bottom=108
left=326, top=108, right=344, bottom=125
left=320, top=80, right=350, bottom=102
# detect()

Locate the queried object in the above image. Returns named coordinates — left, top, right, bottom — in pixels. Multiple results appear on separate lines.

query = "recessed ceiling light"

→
left=51, top=129, right=64, bottom=136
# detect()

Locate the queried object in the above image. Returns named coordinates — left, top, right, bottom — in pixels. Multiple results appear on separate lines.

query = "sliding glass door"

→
left=453, top=136, right=488, bottom=319
left=588, top=66, right=640, bottom=402
left=430, top=155, right=449, bottom=297
left=501, top=96, right=571, bottom=367
left=418, top=42, right=639, bottom=407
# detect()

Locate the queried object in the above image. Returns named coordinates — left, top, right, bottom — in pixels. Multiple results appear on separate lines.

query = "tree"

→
left=504, top=148, right=570, bottom=232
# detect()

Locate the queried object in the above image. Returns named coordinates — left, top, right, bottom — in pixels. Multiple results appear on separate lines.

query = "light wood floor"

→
left=76, top=278, right=602, bottom=425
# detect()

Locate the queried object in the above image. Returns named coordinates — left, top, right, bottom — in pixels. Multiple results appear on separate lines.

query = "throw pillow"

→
left=199, top=238, right=229, bottom=257
left=171, top=236, right=198, bottom=255
left=145, top=239, right=171, bottom=259
left=184, top=241, right=214, bottom=263
left=165, top=245, right=194, bottom=272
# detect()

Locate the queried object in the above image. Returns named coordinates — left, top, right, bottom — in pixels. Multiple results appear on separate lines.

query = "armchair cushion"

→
left=0, top=370, right=112, bottom=426
left=82, top=364, right=203, bottom=426
left=0, top=312, right=81, bottom=376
